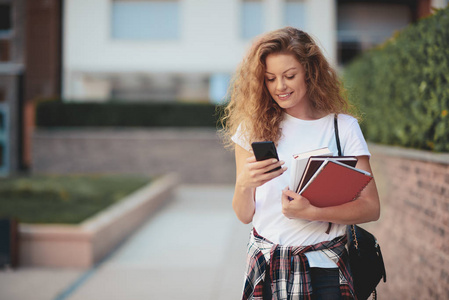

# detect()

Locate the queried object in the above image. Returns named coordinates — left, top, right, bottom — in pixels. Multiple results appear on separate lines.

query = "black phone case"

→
left=251, top=141, right=281, bottom=173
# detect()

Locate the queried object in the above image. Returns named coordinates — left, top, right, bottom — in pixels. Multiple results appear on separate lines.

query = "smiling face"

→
left=264, top=52, right=314, bottom=119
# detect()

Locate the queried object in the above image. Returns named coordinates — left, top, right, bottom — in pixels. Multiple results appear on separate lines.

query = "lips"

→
left=277, top=92, right=293, bottom=100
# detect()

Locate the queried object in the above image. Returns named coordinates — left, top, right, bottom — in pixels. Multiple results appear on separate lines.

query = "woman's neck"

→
left=284, top=107, right=326, bottom=121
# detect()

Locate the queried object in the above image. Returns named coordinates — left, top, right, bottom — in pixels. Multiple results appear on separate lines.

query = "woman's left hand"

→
left=281, top=187, right=318, bottom=221
left=281, top=156, right=380, bottom=224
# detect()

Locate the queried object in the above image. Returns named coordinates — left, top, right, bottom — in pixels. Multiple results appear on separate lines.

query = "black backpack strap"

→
left=325, top=114, right=342, bottom=234
left=334, top=114, right=342, bottom=156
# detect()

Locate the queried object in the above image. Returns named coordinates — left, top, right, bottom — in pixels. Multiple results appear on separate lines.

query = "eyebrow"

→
left=265, top=67, right=297, bottom=75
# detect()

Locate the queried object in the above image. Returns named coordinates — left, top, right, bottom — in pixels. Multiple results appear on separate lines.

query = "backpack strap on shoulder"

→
left=334, top=114, right=342, bottom=156
left=325, top=114, right=342, bottom=234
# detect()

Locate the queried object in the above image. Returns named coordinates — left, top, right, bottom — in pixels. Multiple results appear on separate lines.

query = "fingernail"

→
left=272, top=159, right=278, bottom=163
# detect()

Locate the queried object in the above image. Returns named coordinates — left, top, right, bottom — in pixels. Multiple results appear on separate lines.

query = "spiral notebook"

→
left=299, top=159, right=373, bottom=208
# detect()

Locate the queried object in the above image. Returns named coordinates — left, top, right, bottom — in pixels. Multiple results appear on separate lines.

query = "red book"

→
left=299, top=160, right=373, bottom=208
left=296, top=156, right=358, bottom=193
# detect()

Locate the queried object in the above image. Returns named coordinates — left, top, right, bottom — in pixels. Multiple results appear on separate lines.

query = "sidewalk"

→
left=0, top=185, right=251, bottom=300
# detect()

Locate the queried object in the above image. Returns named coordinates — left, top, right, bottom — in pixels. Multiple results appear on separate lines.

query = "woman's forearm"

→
left=315, top=156, right=380, bottom=224
left=282, top=185, right=380, bottom=225
left=282, top=156, right=381, bottom=225
left=232, top=144, right=286, bottom=224
left=312, top=190, right=380, bottom=224
left=232, top=184, right=255, bottom=224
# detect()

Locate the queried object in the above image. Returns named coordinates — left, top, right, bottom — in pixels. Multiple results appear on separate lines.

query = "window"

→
left=0, top=104, right=7, bottom=132
left=0, top=40, right=10, bottom=62
left=338, top=41, right=362, bottom=66
left=112, top=0, right=180, bottom=40
left=0, top=112, right=4, bottom=131
left=241, top=0, right=264, bottom=39
left=0, top=4, right=11, bottom=62
left=337, top=3, right=411, bottom=65
left=0, top=105, right=7, bottom=172
left=0, top=87, right=5, bottom=102
left=209, top=73, right=231, bottom=104
left=0, top=4, right=11, bottom=35
left=0, top=143, right=4, bottom=169
left=284, top=0, right=306, bottom=30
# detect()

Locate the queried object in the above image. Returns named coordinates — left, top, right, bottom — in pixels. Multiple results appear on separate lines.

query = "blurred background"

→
left=0, top=0, right=446, bottom=179
left=0, top=0, right=447, bottom=178
left=1, top=0, right=449, bottom=299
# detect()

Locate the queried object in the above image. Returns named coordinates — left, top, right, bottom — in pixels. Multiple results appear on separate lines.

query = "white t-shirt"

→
left=232, top=113, right=371, bottom=267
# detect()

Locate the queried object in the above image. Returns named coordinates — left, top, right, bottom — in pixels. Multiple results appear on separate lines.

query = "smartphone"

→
left=251, top=141, right=281, bottom=173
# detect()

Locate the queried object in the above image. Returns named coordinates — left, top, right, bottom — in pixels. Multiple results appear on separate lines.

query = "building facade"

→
left=1, top=0, right=448, bottom=174
left=0, top=0, right=61, bottom=174
left=0, top=0, right=25, bottom=175
left=62, top=0, right=447, bottom=103
left=63, top=0, right=337, bottom=102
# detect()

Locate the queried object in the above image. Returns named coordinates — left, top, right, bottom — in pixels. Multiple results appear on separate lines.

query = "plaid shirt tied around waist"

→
left=242, top=228, right=356, bottom=300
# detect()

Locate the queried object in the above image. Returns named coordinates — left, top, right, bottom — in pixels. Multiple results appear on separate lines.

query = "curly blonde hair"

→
left=220, top=27, right=352, bottom=149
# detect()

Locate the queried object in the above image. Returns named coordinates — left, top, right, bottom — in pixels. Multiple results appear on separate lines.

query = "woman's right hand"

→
left=236, top=155, right=286, bottom=189
left=232, top=144, right=287, bottom=224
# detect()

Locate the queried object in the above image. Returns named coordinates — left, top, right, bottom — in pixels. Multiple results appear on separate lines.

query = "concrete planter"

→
left=18, top=173, right=178, bottom=268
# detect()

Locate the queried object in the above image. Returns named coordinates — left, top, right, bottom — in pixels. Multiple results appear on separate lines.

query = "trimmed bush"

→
left=344, top=7, right=449, bottom=152
left=36, top=100, right=223, bottom=128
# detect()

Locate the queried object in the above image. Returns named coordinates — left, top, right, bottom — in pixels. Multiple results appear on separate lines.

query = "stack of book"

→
left=289, top=147, right=372, bottom=207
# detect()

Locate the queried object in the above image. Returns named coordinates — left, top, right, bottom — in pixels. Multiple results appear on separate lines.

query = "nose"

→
left=276, top=79, right=286, bottom=91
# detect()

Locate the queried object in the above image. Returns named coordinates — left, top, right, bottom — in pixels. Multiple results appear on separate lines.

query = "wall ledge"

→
left=33, top=127, right=220, bottom=141
left=18, top=173, right=179, bottom=268
left=369, top=143, right=449, bottom=165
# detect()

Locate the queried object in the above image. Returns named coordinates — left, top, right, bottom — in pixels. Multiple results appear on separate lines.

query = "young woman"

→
left=220, top=27, right=380, bottom=300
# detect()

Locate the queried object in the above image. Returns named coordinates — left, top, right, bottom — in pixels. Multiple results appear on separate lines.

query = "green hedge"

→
left=36, top=100, right=223, bottom=128
left=344, top=7, right=449, bottom=152
left=0, top=175, right=150, bottom=224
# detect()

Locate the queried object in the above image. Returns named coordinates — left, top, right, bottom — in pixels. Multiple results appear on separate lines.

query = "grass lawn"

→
left=0, top=174, right=151, bottom=224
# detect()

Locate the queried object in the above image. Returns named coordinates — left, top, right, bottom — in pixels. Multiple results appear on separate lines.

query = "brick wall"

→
left=31, top=128, right=236, bottom=184
left=369, top=144, right=449, bottom=300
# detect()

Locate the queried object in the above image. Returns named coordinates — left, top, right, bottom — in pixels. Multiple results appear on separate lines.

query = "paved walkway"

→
left=0, top=185, right=251, bottom=300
